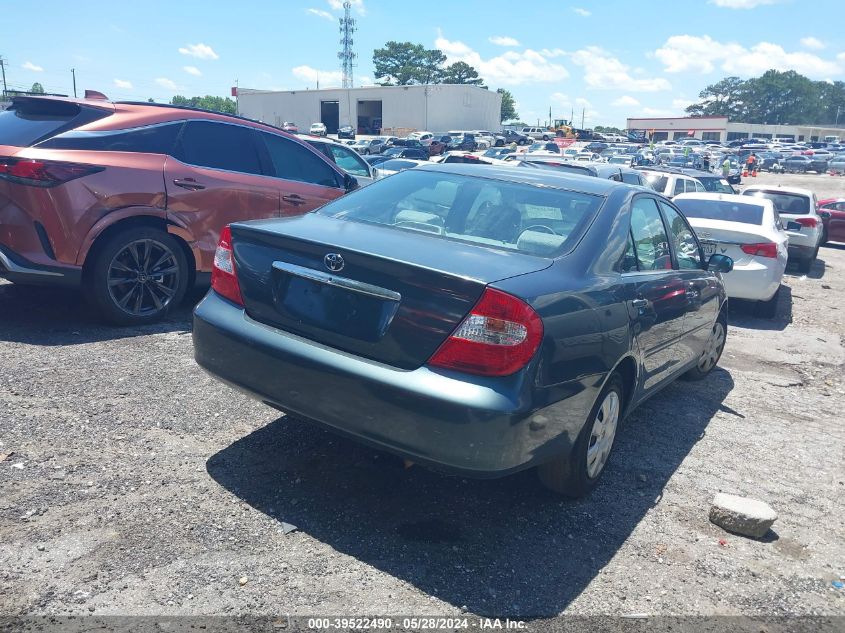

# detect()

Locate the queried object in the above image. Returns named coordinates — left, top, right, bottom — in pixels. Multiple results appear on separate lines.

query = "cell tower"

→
left=338, top=1, right=356, bottom=88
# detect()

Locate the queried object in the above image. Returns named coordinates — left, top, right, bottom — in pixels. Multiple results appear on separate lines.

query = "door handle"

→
left=173, top=178, right=205, bottom=191
left=631, top=298, right=648, bottom=308
left=282, top=194, right=306, bottom=205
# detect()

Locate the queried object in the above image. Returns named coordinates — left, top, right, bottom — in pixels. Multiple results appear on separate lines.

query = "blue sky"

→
left=4, top=0, right=844, bottom=127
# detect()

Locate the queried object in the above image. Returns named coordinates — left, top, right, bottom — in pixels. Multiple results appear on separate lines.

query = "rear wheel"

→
left=85, top=227, right=189, bottom=326
left=755, top=286, right=780, bottom=319
left=683, top=318, right=726, bottom=381
left=538, top=374, right=624, bottom=497
left=797, top=246, right=818, bottom=273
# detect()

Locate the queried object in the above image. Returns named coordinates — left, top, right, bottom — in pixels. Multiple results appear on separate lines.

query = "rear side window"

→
left=175, top=121, right=262, bottom=175
left=620, top=172, right=643, bottom=186
left=644, top=174, right=668, bottom=193
left=317, top=169, right=603, bottom=258
left=629, top=197, right=671, bottom=271
left=0, top=99, right=109, bottom=147
left=328, top=145, right=370, bottom=178
left=38, top=122, right=184, bottom=154
left=260, top=132, right=340, bottom=187
left=660, top=202, right=702, bottom=270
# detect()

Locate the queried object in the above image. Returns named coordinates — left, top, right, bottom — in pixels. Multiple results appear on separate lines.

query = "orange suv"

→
left=0, top=95, right=355, bottom=324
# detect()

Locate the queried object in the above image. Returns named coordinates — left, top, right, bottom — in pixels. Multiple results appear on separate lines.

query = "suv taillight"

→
left=795, top=217, right=818, bottom=228
left=428, top=288, right=543, bottom=377
left=211, top=226, right=244, bottom=306
left=0, top=158, right=103, bottom=187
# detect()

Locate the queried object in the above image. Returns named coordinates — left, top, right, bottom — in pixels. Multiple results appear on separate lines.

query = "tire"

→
left=821, top=228, right=828, bottom=246
left=538, top=373, right=624, bottom=497
left=755, top=286, right=780, bottom=319
left=542, top=135, right=550, bottom=141
left=683, top=317, right=726, bottom=381
left=84, top=227, right=189, bottom=326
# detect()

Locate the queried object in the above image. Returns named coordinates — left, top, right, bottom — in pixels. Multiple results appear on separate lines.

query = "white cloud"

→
left=654, top=35, right=842, bottom=78
left=328, top=0, right=365, bottom=14
left=570, top=47, right=671, bottom=91
left=613, top=95, right=640, bottom=107
left=307, top=8, right=334, bottom=20
left=183, top=66, right=202, bottom=76
left=113, top=79, right=133, bottom=89
left=549, top=93, right=599, bottom=124
left=489, top=36, right=520, bottom=47
left=672, top=97, right=694, bottom=110
left=436, top=33, right=569, bottom=85
left=292, top=65, right=343, bottom=87
left=572, top=7, right=591, bottom=16
left=22, top=61, right=43, bottom=72
left=709, top=0, right=776, bottom=8
left=178, top=43, right=219, bottom=60
left=155, top=77, right=179, bottom=91
left=800, top=36, right=824, bottom=50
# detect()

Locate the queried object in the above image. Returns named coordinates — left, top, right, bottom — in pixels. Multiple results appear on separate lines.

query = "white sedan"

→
left=674, top=193, right=787, bottom=318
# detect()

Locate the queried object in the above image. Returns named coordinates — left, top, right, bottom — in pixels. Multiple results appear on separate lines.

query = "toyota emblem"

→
left=324, top=253, right=345, bottom=272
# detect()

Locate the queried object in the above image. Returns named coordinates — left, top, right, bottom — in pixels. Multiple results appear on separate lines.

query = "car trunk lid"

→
left=689, top=218, right=777, bottom=263
left=230, top=213, right=552, bottom=370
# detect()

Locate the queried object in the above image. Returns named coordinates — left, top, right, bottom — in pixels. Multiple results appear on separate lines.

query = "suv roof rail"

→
left=113, top=100, right=290, bottom=133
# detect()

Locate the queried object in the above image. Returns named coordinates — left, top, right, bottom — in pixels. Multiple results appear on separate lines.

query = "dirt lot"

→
left=1, top=172, right=844, bottom=623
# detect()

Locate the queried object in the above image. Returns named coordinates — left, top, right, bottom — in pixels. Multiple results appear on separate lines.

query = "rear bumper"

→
left=0, top=244, right=81, bottom=287
left=193, top=291, right=598, bottom=477
left=723, top=262, right=783, bottom=301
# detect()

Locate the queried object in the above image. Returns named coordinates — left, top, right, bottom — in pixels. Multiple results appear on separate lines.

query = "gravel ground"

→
left=1, top=173, right=844, bottom=624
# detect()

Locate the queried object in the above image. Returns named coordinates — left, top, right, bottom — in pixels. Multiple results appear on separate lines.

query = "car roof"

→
left=415, top=163, right=627, bottom=195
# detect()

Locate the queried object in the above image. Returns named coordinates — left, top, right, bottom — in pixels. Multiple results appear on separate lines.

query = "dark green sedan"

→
left=193, top=165, right=732, bottom=496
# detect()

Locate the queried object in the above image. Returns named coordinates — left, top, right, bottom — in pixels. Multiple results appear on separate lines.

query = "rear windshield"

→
left=744, top=190, right=810, bottom=214
left=0, top=99, right=109, bottom=147
left=675, top=199, right=765, bottom=225
left=317, top=169, right=604, bottom=258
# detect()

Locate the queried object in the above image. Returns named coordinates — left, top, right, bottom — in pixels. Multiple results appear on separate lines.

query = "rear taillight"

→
left=741, top=242, right=778, bottom=258
left=0, top=158, right=103, bottom=187
left=795, top=217, right=818, bottom=228
left=211, top=226, right=244, bottom=306
left=428, top=288, right=543, bottom=377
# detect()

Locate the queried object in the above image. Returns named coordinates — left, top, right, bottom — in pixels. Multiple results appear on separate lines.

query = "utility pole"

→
left=836, top=106, right=841, bottom=126
left=581, top=107, right=585, bottom=129
left=71, top=68, right=77, bottom=97
left=0, top=56, right=7, bottom=97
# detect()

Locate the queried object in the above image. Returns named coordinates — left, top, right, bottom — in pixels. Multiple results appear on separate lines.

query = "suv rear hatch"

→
left=230, top=214, right=552, bottom=370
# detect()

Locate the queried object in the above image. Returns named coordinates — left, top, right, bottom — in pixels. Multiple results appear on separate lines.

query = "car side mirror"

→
left=707, top=253, right=734, bottom=273
left=786, top=221, right=802, bottom=231
left=819, top=211, right=831, bottom=220
left=344, top=173, right=359, bottom=192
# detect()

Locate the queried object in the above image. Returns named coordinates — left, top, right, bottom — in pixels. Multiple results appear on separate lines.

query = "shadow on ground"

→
left=0, top=282, right=204, bottom=345
left=727, top=284, right=792, bottom=332
left=207, top=368, right=734, bottom=618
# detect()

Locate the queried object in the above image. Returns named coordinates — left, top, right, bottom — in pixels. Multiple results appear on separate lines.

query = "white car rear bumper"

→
left=722, top=260, right=784, bottom=301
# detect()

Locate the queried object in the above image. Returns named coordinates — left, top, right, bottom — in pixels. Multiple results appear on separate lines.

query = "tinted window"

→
left=0, top=100, right=108, bottom=147
left=317, top=170, right=603, bottom=258
left=328, top=145, right=370, bottom=178
left=176, top=121, right=262, bottom=175
left=660, top=202, right=701, bottom=270
left=629, top=197, right=671, bottom=271
left=621, top=172, right=643, bottom=186
left=644, top=174, right=668, bottom=194
left=621, top=231, right=638, bottom=272
left=744, top=190, right=810, bottom=215
left=673, top=179, right=687, bottom=196
left=675, top=199, right=765, bottom=225
left=39, top=122, right=184, bottom=154
left=261, top=133, right=340, bottom=187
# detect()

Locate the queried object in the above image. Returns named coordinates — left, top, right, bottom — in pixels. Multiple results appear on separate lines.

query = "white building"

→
left=237, top=84, right=502, bottom=135
left=626, top=115, right=843, bottom=143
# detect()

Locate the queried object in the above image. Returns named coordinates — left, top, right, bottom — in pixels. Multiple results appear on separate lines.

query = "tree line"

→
left=686, top=70, right=845, bottom=126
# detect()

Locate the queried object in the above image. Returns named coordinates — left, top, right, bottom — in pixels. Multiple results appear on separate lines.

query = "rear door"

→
left=165, top=120, right=279, bottom=271
left=659, top=200, right=720, bottom=366
left=828, top=202, right=845, bottom=242
left=622, top=196, right=689, bottom=390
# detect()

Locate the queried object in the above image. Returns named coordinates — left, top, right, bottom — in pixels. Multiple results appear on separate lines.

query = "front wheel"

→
left=85, top=227, right=189, bottom=326
left=538, top=374, right=624, bottom=497
left=683, top=318, right=726, bottom=381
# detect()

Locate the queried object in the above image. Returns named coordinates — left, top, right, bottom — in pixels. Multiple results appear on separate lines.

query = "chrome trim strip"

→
left=272, top=261, right=401, bottom=302
left=0, top=251, right=64, bottom=277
